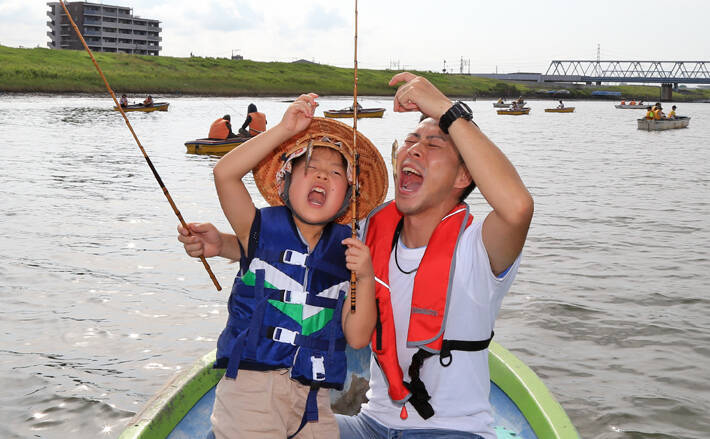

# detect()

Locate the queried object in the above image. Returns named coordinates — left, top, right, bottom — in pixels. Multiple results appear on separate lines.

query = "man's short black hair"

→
left=223, top=114, right=231, bottom=121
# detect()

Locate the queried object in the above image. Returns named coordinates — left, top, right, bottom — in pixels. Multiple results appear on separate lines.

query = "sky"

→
left=1, top=0, right=708, bottom=73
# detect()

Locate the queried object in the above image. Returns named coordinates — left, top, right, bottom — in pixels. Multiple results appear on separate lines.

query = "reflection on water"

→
left=1, top=94, right=709, bottom=438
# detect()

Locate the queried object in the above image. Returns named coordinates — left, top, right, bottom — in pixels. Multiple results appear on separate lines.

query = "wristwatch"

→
left=438, top=101, right=476, bottom=134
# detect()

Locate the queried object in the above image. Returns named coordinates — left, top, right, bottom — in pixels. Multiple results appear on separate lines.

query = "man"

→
left=119, top=94, right=128, bottom=108
left=240, top=103, right=267, bottom=136
left=178, top=73, right=533, bottom=439
left=142, top=95, right=153, bottom=106
left=335, top=72, right=533, bottom=439
left=208, top=114, right=238, bottom=140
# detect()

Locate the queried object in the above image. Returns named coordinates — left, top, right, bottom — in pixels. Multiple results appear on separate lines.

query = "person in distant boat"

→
left=240, top=103, right=267, bottom=136
left=179, top=94, right=387, bottom=439
left=510, top=101, right=519, bottom=111
left=208, top=115, right=238, bottom=140
left=496, top=97, right=504, bottom=104
left=667, top=105, right=677, bottom=119
left=119, top=94, right=128, bottom=107
left=645, top=106, right=655, bottom=120
left=621, top=100, right=626, bottom=105
left=557, top=100, right=565, bottom=109
left=142, top=95, right=153, bottom=106
left=653, top=104, right=665, bottom=120
left=638, top=100, right=644, bottom=106
left=516, top=96, right=524, bottom=104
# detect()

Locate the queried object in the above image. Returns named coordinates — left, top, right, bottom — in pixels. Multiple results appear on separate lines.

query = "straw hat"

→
left=253, top=117, right=388, bottom=225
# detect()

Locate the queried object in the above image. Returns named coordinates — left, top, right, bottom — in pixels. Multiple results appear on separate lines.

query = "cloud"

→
left=305, top=5, right=346, bottom=31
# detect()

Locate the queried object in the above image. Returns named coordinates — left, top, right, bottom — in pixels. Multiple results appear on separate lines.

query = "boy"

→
left=186, top=93, right=388, bottom=438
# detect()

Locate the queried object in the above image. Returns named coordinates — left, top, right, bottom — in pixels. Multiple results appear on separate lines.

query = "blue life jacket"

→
left=215, top=206, right=350, bottom=390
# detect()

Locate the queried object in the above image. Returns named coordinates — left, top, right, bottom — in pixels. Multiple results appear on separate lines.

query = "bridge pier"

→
left=661, top=83, right=673, bottom=101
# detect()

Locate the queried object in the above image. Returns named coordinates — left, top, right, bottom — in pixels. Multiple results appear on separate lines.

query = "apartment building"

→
left=46, top=2, right=162, bottom=56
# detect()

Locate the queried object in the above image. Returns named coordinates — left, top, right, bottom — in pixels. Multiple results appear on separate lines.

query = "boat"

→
left=497, top=108, right=531, bottom=115
left=323, top=107, right=385, bottom=119
left=637, top=116, right=690, bottom=131
left=614, top=104, right=647, bottom=109
left=113, top=102, right=170, bottom=112
left=118, top=343, right=579, bottom=439
left=544, top=107, right=575, bottom=113
left=184, top=136, right=249, bottom=155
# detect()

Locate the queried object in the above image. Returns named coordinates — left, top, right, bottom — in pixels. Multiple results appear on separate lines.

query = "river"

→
left=0, top=94, right=708, bottom=438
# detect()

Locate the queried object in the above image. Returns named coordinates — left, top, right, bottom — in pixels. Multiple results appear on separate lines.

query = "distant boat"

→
left=184, top=136, right=249, bottom=155
left=497, top=107, right=531, bottom=115
left=544, top=107, right=575, bottom=113
left=323, top=107, right=385, bottom=119
left=114, top=102, right=169, bottom=112
left=637, top=117, right=690, bottom=131
left=117, top=343, right=579, bottom=439
left=615, top=104, right=647, bottom=109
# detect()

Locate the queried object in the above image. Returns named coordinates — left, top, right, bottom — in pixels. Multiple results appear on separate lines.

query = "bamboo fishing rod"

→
left=58, top=0, right=222, bottom=291
left=349, top=0, right=359, bottom=312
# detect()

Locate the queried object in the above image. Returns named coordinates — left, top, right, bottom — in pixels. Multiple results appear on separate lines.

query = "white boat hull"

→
left=637, top=117, right=690, bottom=131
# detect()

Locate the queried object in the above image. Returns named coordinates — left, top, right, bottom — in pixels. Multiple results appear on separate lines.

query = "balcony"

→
left=46, top=10, right=55, bottom=19
left=84, top=29, right=102, bottom=36
left=84, top=17, right=101, bottom=25
left=46, top=20, right=55, bottom=28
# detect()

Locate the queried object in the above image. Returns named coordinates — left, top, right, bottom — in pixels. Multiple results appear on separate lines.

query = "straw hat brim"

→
left=253, top=117, right=388, bottom=225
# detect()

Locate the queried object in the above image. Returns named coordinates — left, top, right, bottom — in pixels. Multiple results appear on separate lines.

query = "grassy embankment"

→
left=2, top=45, right=709, bottom=101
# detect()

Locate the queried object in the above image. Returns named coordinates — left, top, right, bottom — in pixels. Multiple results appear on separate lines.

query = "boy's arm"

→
left=389, top=73, right=534, bottom=275
left=340, top=237, right=377, bottom=349
left=213, top=94, right=319, bottom=245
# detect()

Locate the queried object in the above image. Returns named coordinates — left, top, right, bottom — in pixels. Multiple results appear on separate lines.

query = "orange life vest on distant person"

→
left=653, top=109, right=662, bottom=120
left=645, top=110, right=654, bottom=120
left=208, top=118, right=230, bottom=139
left=365, top=201, right=492, bottom=420
left=248, top=111, right=266, bottom=136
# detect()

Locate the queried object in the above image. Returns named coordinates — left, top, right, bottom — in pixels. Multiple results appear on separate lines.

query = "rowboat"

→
left=637, top=116, right=690, bottom=131
left=118, top=343, right=579, bottom=439
left=323, top=107, right=385, bottom=119
left=113, top=103, right=170, bottom=112
left=184, top=136, right=249, bottom=155
left=497, top=108, right=531, bottom=115
left=544, top=107, right=575, bottom=113
left=614, top=104, right=646, bottom=109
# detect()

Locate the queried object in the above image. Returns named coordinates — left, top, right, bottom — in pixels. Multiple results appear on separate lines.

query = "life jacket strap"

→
left=403, top=332, right=495, bottom=419
left=287, top=383, right=321, bottom=439
left=264, top=326, right=347, bottom=351
left=237, top=285, right=340, bottom=309
left=254, top=248, right=350, bottom=279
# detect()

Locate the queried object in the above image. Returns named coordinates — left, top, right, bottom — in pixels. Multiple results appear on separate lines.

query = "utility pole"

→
left=443, top=59, right=447, bottom=74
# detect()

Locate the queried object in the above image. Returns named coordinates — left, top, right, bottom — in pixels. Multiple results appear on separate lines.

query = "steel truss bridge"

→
left=543, top=60, right=710, bottom=85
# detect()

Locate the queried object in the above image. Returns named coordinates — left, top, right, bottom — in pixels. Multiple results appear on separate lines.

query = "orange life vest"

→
left=208, top=118, right=230, bottom=139
left=249, top=111, right=266, bottom=136
left=365, top=201, right=492, bottom=420
left=653, top=109, right=662, bottom=120
left=645, top=110, right=654, bottom=120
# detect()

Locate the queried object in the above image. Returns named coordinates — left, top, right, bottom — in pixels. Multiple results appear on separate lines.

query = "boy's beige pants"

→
left=211, top=368, right=339, bottom=439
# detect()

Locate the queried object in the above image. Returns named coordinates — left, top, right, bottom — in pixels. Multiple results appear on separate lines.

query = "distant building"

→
left=46, top=2, right=162, bottom=56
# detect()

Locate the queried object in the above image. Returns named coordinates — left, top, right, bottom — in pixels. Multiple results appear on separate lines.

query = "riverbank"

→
left=2, top=46, right=710, bottom=101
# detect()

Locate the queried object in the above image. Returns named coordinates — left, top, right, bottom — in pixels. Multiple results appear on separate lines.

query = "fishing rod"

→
left=350, top=0, right=359, bottom=312
left=58, top=0, right=222, bottom=291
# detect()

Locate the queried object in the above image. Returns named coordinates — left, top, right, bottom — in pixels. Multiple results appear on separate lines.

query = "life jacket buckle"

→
left=283, top=289, right=308, bottom=305
left=282, top=249, right=308, bottom=266
left=311, top=355, right=326, bottom=381
left=272, top=326, right=298, bottom=345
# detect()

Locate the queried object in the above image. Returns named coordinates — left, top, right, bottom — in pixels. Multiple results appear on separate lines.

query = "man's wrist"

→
left=438, top=101, right=475, bottom=134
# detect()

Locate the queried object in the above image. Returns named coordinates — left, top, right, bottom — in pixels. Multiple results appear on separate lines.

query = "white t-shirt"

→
left=360, top=220, right=521, bottom=439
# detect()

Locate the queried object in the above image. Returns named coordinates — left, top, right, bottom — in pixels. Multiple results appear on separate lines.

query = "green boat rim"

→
left=119, top=350, right=223, bottom=439
left=120, top=345, right=579, bottom=439
left=489, top=342, right=579, bottom=439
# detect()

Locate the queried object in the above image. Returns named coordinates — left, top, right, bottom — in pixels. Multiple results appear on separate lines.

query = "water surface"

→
left=1, top=95, right=709, bottom=438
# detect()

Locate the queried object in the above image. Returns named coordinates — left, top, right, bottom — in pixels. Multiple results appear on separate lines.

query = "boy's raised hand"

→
left=278, top=93, right=319, bottom=134
left=178, top=222, right=223, bottom=258
left=342, top=237, right=374, bottom=280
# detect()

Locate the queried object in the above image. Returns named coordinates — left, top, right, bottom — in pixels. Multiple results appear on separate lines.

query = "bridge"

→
left=471, top=60, right=710, bottom=99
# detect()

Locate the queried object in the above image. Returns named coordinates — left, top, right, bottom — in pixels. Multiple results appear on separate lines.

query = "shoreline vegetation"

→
left=2, top=46, right=710, bottom=101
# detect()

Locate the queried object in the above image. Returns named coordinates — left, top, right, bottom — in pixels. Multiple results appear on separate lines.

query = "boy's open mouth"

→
left=399, top=166, right=423, bottom=193
left=307, top=186, right=327, bottom=206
